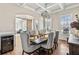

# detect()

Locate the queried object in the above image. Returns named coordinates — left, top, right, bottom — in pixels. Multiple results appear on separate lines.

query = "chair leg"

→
left=51, top=48, right=53, bottom=54
left=22, top=50, right=24, bottom=55
left=53, top=44, right=55, bottom=50
left=47, top=49, right=53, bottom=55
left=55, top=44, right=56, bottom=49
left=47, top=49, right=50, bottom=55
left=54, top=43, right=58, bottom=49
left=57, top=43, right=58, bottom=47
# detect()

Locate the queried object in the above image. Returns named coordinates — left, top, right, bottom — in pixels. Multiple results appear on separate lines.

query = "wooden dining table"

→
left=29, top=33, right=49, bottom=45
left=29, top=32, right=52, bottom=55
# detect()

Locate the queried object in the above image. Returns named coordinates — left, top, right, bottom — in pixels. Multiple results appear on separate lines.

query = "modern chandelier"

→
left=41, top=3, right=50, bottom=19
left=41, top=10, right=50, bottom=19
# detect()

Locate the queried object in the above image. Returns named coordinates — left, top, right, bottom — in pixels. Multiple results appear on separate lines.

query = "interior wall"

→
left=52, top=6, right=79, bottom=31
left=0, top=3, right=40, bottom=33
left=0, top=3, right=79, bottom=33
left=51, top=6, right=79, bottom=40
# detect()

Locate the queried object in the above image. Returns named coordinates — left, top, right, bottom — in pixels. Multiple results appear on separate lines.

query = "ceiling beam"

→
left=36, top=3, right=46, bottom=10
left=52, top=4, right=79, bottom=14
left=51, top=3, right=64, bottom=14
left=52, top=9, right=62, bottom=14
left=17, top=3, right=40, bottom=14
left=47, top=4, right=57, bottom=9
left=35, top=3, right=50, bottom=13
left=58, top=3, right=64, bottom=10
left=66, top=4, right=79, bottom=9
left=23, top=4, right=36, bottom=11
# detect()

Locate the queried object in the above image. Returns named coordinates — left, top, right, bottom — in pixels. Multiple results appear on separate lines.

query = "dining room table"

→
left=29, top=33, right=48, bottom=55
left=29, top=31, right=53, bottom=55
left=30, top=33, right=48, bottom=45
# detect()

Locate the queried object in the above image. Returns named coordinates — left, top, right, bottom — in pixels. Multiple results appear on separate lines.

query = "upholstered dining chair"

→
left=29, top=30, right=35, bottom=35
left=39, top=30, right=46, bottom=34
left=54, top=31, right=59, bottom=49
left=20, top=32, right=40, bottom=55
left=41, top=32, right=54, bottom=54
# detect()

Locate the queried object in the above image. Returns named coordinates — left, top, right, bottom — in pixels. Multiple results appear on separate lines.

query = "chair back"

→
left=39, top=30, right=45, bottom=34
left=29, top=30, right=35, bottom=35
left=47, top=32, right=54, bottom=48
left=54, top=31, right=59, bottom=43
left=20, top=32, right=30, bottom=50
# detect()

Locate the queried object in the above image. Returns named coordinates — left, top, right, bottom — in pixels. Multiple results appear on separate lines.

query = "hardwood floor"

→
left=2, top=34, right=69, bottom=55
left=53, top=40, right=69, bottom=55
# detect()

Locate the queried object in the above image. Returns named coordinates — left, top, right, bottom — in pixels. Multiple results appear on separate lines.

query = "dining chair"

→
left=41, top=32, right=54, bottom=55
left=39, top=30, right=46, bottom=34
left=54, top=31, right=59, bottom=49
left=20, top=31, right=40, bottom=55
left=29, top=30, right=35, bottom=35
left=29, top=30, right=36, bottom=39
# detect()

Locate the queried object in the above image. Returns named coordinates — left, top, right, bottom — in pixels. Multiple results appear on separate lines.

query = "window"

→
left=16, top=18, right=27, bottom=32
left=45, top=18, right=52, bottom=31
left=60, top=15, right=71, bottom=34
left=33, top=17, right=52, bottom=32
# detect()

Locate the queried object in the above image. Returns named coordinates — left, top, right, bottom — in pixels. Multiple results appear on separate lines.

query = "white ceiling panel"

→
left=39, top=3, right=55, bottom=8
left=25, top=3, right=40, bottom=10
left=17, top=3, right=79, bottom=14
left=48, top=4, right=60, bottom=12
left=63, top=3, right=79, bottom=8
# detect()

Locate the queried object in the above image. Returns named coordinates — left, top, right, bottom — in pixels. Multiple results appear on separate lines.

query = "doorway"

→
left=27, top=19, right=32, bottom=31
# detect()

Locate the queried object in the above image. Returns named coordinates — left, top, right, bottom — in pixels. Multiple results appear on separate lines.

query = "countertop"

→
left=68, top=34, right=79, bottom=45
left=0, top=32, right=15, bottom=36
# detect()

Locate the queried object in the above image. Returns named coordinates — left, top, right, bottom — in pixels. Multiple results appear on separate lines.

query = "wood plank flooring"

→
left=53, top=40, right=69, bottom=55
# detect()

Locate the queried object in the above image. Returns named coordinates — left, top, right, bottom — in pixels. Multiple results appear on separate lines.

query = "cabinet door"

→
left=1, top=37, right=9, bottom=53
left=8, top=37, right=14, bottom=50
left=69, top=44, right=79, bottom=55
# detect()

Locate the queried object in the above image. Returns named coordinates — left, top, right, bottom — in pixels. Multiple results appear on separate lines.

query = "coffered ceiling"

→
left=17, top=3, right=79, bottom=14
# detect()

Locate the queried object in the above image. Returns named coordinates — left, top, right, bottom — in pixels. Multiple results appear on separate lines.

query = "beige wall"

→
left=0, top=3, right=40, bottom=33
left=0, top=3, right=79, bottom=33
left=52, top=6, right=79, bottom=31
